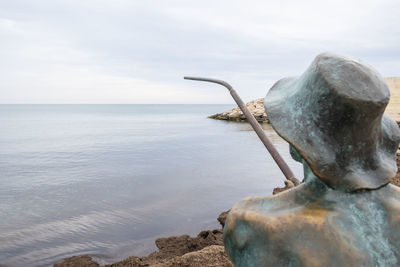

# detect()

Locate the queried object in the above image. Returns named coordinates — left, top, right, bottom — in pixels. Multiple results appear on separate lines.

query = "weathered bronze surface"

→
left=266, top=53, right=399, bottom=192
left=224, top=53, right=400, bottom=266
left=224, top=173, right=400, bottom=266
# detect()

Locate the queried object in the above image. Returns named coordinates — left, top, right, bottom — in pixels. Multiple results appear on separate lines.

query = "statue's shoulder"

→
left=224, top=183, right=400, bottom=266
left=229, top=186, right=301, bottom=216
left=224, top=184, right=323, bottom=266
left=229, top=179, right=329, bottom=216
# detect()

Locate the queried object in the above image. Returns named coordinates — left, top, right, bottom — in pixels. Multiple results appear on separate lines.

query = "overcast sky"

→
left=1, top=0, right=399, bottom=104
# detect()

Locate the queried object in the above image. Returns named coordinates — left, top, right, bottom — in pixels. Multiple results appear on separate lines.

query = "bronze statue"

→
left=185, top=52, right=400, bottom=266
left=223, top=53, right=400, bottom=266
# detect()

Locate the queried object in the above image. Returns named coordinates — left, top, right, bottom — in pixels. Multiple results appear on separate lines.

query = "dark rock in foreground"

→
left=54, top=255, right=99, bottom=267
left=148, top=229, right=224, bottom=260
left=54, top=225, right=231, bottom=267
left=106, top=245, right=231, bottom=267
left=217, top=210, right=230, bottom=228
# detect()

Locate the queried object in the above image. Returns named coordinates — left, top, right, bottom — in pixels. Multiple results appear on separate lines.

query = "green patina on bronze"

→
left=223, top=53, right=400, bottom=266
left=266, top=53, right=399, bottom=192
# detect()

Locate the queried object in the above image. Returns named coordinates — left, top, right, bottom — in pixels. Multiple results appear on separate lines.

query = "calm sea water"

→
left=0, top=104, right=303, bottom=266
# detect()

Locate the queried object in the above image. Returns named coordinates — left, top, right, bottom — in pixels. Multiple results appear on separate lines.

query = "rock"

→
left=208, top=98, right=268, bottom=123
left=55, top=223, right=228, bottom=267
left=104, top=230, right=226, bottom=267
left=105, top=246, right=232, bottom=267
left=152, top=229, right=223, bottom=259
left=153, top=245, right=232, bottom=267
left=105, top=256, right=146, bottom=267
left=54, top=255, right=99, bottom=267
left=217, top=210, right=230, bottom=228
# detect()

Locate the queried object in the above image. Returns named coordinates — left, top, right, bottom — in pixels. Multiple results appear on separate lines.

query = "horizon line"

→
left=0, top=103, right=237, bottom=105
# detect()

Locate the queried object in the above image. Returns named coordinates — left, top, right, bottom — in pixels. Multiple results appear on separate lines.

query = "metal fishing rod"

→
left=184, top=76, right=299, bottom=185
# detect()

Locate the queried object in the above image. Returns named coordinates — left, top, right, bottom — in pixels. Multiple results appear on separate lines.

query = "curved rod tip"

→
left=183, top=76, right=233, bottom=91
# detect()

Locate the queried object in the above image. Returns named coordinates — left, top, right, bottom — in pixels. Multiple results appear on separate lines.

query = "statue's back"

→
left=224, top=179, right=400, bottom=267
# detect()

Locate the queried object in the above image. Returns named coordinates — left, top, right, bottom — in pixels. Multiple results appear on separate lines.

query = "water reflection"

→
left=0, top=105, right=303, bottom=266
left=230, top=122, right=286, bottom=143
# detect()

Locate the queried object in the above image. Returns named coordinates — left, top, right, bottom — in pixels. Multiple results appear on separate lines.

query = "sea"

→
left=0, top=104, right=303, bottom=266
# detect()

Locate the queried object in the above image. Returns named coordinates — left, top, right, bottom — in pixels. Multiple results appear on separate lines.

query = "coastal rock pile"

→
left=54, top=255, right=99, bottom=267
left=209, top=98, right=268, bottom=122
left=54, top=150, right=400, bottom=267
left=55, top=159, right=400, bottom=267
left=55, top=152, right=400, bottom=266
left=209, top=77, right=400, bottom=123
left=54, top=222, right=232, bottom=267
left=106, top=244, right=231, bottom=267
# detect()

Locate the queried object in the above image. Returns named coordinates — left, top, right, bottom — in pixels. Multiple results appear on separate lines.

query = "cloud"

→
left=1, top=0, right=400, bottom=103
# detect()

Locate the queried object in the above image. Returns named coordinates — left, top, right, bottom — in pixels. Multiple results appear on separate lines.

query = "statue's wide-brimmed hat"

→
left=265, top=52, right=400, bottom=192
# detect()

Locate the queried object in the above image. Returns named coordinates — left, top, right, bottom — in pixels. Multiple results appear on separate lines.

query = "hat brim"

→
left=265, top=76, right=399, bottom=192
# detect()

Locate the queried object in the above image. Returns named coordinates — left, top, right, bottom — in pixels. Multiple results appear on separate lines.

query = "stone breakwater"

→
left=209, top=77, right=400, bottom=123
left=209, top=98, right=268, bottom=122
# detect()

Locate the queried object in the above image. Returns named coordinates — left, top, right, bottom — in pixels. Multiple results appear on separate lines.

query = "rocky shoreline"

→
left=55, top=160, right=400, bottom=267
left=54, top=213, right=232, bottom=267
left=209, top=77, right=400, bottom=123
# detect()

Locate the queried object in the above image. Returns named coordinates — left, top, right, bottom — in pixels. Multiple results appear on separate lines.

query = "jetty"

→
left=210, top=77, right=400, bottom=123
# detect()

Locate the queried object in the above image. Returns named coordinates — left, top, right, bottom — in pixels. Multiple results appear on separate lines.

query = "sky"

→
left=1, top=0, right=400, bottom=104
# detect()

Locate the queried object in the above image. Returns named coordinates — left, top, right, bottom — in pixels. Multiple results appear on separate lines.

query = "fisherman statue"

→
left=186, top=52, right=400, bottom=266
left=223, top=53, right=400, bottom=266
